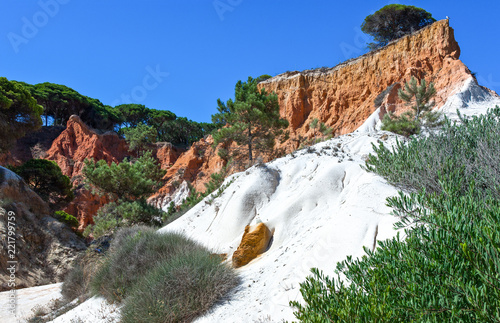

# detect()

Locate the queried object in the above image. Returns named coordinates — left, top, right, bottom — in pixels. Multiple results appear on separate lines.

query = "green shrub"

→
left=54, top=210, right=79, bottom=228
left=91, top=227, right=239, bottom=322
left=84, top=199, right=165, bottom=238
left=121, top=249, right=239, bottom=323
left=292, top=108, right=500, bottom=321
left=9, top=159, right=74, bottom=205
left=380, top=111, right=421, bottom=137
left=367, top=107, right=500, bottom=196
left=91, top=229, right=208, bottom=302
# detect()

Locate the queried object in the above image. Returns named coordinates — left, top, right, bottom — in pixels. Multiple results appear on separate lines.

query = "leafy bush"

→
left=54, top=210, right=79, bottom=228
left=380, top=111, right=421, bottom=137
left=83, top=151, right=165, bottom=200
left=121, top=249, right=239, bottom=323
left=367, top=107, right=500, bottom=196
left=84, top=199, right=165, bottom=238
left=292, top=108, right=500, bottom=321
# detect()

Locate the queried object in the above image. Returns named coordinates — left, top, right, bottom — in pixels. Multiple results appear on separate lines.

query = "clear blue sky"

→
left=1, top=1, right=499, bottom=123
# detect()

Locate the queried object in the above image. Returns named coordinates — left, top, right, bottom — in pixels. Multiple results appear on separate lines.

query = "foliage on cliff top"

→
left=0, top=77, right=43, bottom=153
left=362, top=4, right=436, bottom=49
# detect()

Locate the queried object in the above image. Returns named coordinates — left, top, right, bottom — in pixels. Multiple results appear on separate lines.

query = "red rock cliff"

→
left=46, top=115, right=130, bottom=179
left=46, top=116, right=131, bottom=229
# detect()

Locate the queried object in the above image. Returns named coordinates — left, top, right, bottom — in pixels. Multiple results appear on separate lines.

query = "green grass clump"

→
left=91, top=228, right=202, bottom=302
left=291, top=108, right=500, bottom=322
left=91, top=227, right=239, bottom=322
left=121, top=250, right=239, bottom=323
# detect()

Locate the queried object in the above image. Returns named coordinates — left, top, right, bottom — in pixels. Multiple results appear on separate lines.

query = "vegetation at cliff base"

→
left=381, top=77, right=443, bottom=137
left=292, top=108, right=500, bottom=321
left=91, top=227, right=239, bottom=323
left=212, top=75, right=288, bottom=164
left=362, top=4, right=436, bottom=49
left=0, top=77, right=43, bottom=153
left=82, top=151, right=166, bottom=238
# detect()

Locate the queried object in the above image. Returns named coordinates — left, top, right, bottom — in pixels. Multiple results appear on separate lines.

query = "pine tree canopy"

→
left=361, top=4, right=436, bottom=49
left=212, top=76, right=288, bottom=163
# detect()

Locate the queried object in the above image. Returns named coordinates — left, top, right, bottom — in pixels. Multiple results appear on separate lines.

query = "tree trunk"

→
left=248, top=127, right=253, bottom=163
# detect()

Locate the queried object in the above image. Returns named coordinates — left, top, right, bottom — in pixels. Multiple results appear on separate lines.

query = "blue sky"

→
left=1, top=1, right=499, bottom=123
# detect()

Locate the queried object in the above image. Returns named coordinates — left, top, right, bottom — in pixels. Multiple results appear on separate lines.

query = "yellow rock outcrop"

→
left=232, top=223, right=273, bottom=268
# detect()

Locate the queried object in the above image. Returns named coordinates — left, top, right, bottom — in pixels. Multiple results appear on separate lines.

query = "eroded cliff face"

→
left=151, top=19, right=474, bottom=209
left=45, top=116, right=131, bottom=229
left=0, top=167, right=86, bottom=291
left=149, top=136, right=228, bottom=210
left=46, top=115, right=130, bottom=179
left=258, top=19, right=471, bottom=152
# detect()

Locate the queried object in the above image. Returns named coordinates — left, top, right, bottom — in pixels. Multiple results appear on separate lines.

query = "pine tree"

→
left=398, top=76, right=436, bottom=120
left=212, top=76, right=288, bottom=163
left=381, top=77, right=442, bottom=137
left=361, top=5, right=436, bottom=49
left=309, top=118, right=333, bottom=144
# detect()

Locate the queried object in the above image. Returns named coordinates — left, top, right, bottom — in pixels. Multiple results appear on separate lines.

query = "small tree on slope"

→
left=381, top=77, right=442, bottom=137
left=212, top=76, right=288, bottom=164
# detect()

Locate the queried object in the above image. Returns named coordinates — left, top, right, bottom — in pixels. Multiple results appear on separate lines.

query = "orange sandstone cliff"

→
left=258, top=19, right=470, bottom=152
left=150, top=19, right=475, bottom=209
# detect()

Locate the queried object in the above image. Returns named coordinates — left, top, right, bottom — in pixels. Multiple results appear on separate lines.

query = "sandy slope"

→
left=0, top=283, right=62, bottom=322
